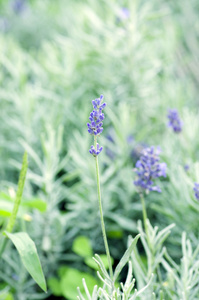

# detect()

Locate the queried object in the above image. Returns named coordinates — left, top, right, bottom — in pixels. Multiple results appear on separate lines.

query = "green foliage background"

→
left=1, top=0, right=199, bottom=299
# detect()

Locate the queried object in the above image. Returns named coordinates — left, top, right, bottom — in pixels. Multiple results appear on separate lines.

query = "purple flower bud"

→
left=184, top=164, right=189, bottom=172
left=117, top=7, right=130, bottom=21
left=89, top=143, right=103, bottom=157
left=11, top=0, right=26, bottom=14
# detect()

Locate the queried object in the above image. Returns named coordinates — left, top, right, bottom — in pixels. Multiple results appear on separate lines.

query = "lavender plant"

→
left=77, top=96, right=154, bottom=299
left=161, top=232, right=199, bottom=299
left=87, top=95, right=113, bottom=279
left=133, top=146, right=167, bottom=239
left=2, top=1, right=199, bottom=299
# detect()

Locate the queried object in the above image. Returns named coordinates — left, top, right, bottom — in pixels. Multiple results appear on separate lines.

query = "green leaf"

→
left=0, top=200, right=25, bottom=218
left=5, top=231, right=47, bottom=292
left=108, top=230, right=123, bottom=239
left=60, top=267, right=98, bottom=300
left=85, top=254, right=113, bottom=270
left=48, top=277, right=62, bottom=296
left=113, top=234, right=140, bottom=282
left=0, top=293, right=14, bottom=300
left=0, top=285, right=14, bottom=300
left=0, top=200, right=13, bottom=217
left=22, top=198, right=47, bottom=212
left=72, top=236, right=93, bottom=257
left=0, top=192, right=13, bottom=202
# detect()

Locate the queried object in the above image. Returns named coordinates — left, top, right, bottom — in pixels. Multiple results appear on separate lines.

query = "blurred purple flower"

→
left=0, top=17, right=9, bottom=32
left=118, top=7, right=130, bottom=21
left=127, top=135, right=134, bottom=144
left=167, top=109, right=183, bottom=133
left=134, top=146, right=167, bottom=193
left=184, top=164, right=189, bottom=172
left=11, top=0, right=26, bottom=14
left=193, top=183, right=199, bottom=200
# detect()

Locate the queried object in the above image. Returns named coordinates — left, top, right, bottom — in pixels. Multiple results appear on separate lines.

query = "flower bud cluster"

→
left=87, top=95, right=106, bottom=136
left=87, top=95, right=106, bottom=157
left=89, top=143, right=103, bottom=157
left=134, top=146, right=167, bottom=193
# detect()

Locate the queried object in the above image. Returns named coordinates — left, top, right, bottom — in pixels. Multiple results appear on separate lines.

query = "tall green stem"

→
left=140, top=192, right=151, bottom=247
left=140, top=192, right=155, bottom=278
left=94, top=136, right=113, bottom=280
left=6, top=152, right=28, bottom=233
left=140, top=193, right=147, bottom=234
left=0, top=152, right=28, bottom=259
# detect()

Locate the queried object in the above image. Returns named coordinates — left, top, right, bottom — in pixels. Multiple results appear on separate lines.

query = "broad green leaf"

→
left=58, top=266, right=69, bottom=277
left=72, top=236, right=93, bottom=257
left=0, top=293, right=13, bottom=300
left=108, top=230, right=123, bottom=239
left=0, top=200, right=13, bottom=217
left=22, top=198, right=47, bottom=212
left=5, top=231, right=46, bottom=292
left=60, top=267, right=99, bottom=300
left=0, top=211, right=11, bottom=217
left=48, top=277, right=62, bottom=296
left=0, top=285, right=14, bottom=300
left=0, top=192, right=13, bottom=201
left=0, top=200, right=25, bottom=218
left=113, top=234, right=140, bottom=282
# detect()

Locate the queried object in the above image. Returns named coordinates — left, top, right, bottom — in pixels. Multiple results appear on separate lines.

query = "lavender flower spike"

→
left=87, top=95, right=106, bottom=136
left=87, top=95, right=106, bottom=156
left=193, top=183, right=199, bottom=200
left=167, top=109, right=183, bottom=133
left=134, top=146, right=167, bottom=193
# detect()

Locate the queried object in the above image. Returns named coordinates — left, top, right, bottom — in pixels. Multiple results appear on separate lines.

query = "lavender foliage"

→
left=134, top=146, right=167, bottom=193
left=167, top=109, right=183, bottom=133
left=87, top=95, right=106, bottom=156
left=193, top=183, right=199, bottom=200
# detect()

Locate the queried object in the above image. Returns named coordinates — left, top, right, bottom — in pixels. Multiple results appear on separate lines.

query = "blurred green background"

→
left=1, top=0, right=199, bottom=299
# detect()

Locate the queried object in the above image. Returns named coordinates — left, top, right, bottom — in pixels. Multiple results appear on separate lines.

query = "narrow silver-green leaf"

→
left=5, top=231, right=47, bottom=292
left=113, top=234, right=140, bottom=282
